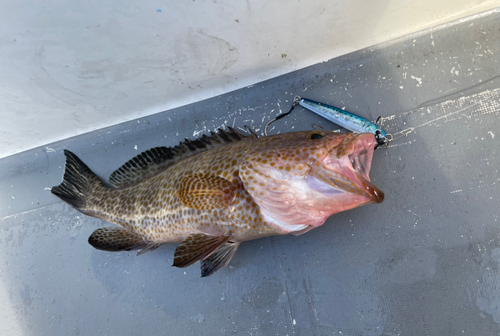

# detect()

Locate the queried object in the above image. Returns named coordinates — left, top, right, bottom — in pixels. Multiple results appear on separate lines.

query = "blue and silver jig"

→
left=264, top=96, right=390, bottom=148
left=298, top=98, right=389, bottom=147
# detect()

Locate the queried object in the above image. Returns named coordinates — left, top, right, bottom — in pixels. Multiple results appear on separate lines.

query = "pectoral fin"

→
left=177, top=174, right=239, bottom=210
left=88, top=227, right=160, bottom=255
left=201, top=241, right=240, bottom=277
left=173, top=234, right=231, bottom=268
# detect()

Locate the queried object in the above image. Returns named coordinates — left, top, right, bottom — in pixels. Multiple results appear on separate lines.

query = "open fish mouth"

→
left=348, top=134, right=374, bottom=182
left=345, top=133, right=383, bottom=203
left=319, top=133, right=383, bottom=203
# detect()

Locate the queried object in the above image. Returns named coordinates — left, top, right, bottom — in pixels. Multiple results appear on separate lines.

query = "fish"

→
left=299, top=98, right=389, bottom=147
left=51, top=127, right=384, bottom=277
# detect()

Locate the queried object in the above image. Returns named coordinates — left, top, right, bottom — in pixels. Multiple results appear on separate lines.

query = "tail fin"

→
left=51, top=150, right=102, bottom=211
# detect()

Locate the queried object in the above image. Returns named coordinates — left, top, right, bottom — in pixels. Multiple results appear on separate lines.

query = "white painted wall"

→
left=1, top=0, right=498, bottom=158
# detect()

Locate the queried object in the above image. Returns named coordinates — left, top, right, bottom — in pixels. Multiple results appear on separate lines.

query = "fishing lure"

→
left=298, top=98, right=389, bottom=147
left=265, top=96, right=390, bottom=147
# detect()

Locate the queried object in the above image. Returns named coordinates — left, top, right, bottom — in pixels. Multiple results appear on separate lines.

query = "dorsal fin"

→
left=109, top=127, right=251, bottom=188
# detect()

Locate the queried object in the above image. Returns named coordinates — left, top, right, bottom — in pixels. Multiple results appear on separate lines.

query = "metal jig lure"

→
left=298, top=98, right=389, bottom=147
left=264, top=96, right=391, bottom=148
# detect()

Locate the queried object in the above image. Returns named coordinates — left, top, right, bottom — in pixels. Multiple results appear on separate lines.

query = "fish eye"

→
left=307, top=131, right=325, bottom=140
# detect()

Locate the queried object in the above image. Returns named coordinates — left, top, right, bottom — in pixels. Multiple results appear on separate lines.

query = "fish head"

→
left=239, top=131, right=384, bottom=231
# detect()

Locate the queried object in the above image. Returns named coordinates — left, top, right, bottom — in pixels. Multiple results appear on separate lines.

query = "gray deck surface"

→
left=1, top=9, right=500, bottom=336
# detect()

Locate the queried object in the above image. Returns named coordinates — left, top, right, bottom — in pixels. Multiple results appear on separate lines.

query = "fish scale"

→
left=51, top=127, right=384, bottom=277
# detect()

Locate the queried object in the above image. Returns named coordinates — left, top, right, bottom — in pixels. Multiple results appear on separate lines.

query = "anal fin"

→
left=201, top=241, right=240, bottom=277
left=173, top=234, right=231, bottom=268
left=177, top=174, right=238, bottom=210
left=88, top=227, right=159, bottom=255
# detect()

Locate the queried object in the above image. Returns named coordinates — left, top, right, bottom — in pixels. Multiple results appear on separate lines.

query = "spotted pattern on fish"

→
left=336, top=133, right=355, bottom=157
left=52, top=128, right=384, bottom=276
left=177, top=174, right=236, bottom=210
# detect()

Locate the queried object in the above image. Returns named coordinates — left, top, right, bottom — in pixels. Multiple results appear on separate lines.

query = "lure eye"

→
left=307, top=131, right=325, bottom=140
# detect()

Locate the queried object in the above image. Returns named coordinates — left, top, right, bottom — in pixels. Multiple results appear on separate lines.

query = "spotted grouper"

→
left=51, top=128, right=384, bottom=276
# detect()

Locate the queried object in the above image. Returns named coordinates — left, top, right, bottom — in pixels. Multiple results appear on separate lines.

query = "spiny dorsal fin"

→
left=177, top=174, right=239, bottom=210
left=201, top=241, right=240, bottom=277
left=244, top=125, right=258, bottom=139
left=109, top=127, right=251, bottom=188
left=173, top=234, right=231, bottom=268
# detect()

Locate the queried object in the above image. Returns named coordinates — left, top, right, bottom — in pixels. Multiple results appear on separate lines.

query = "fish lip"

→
left=355, top=172, right=385, bottom=203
